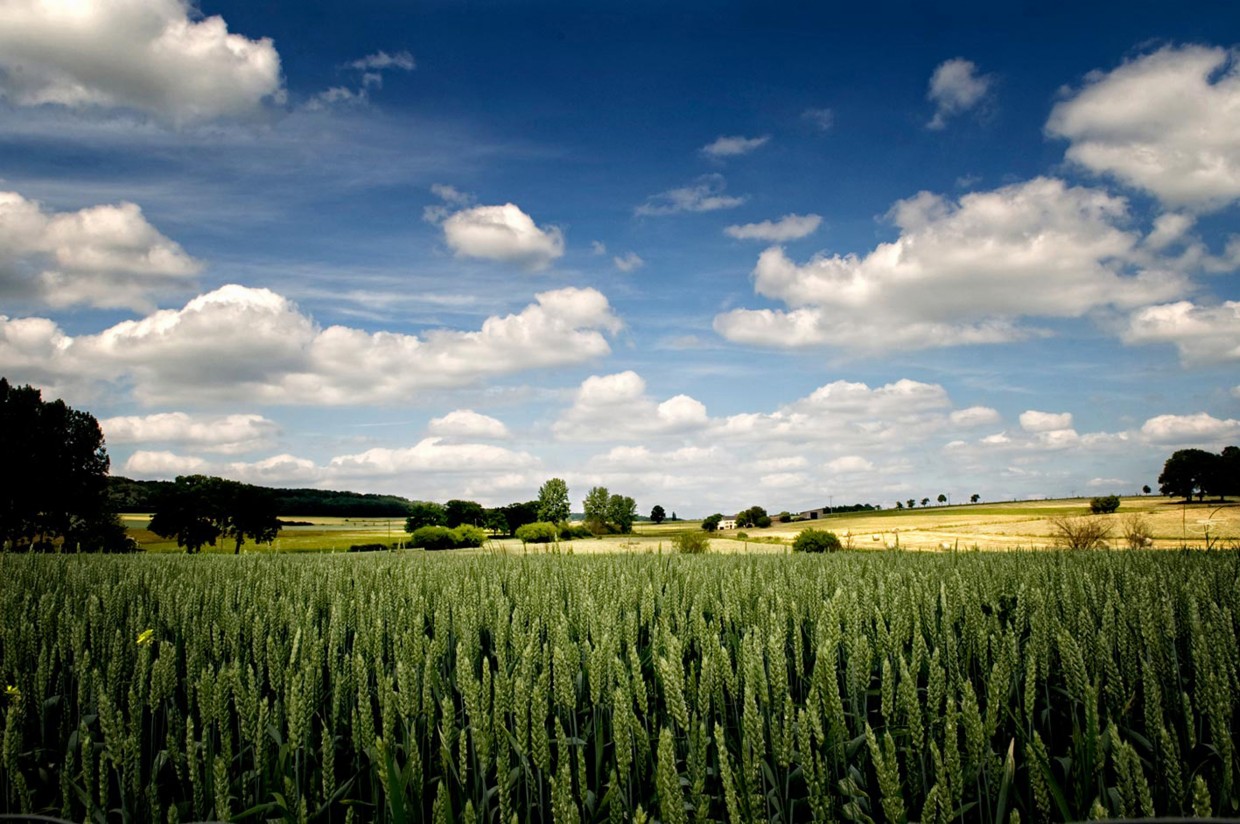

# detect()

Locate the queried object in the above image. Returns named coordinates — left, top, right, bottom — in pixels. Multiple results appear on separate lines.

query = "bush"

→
left=411, top=526, right=457, bottom=550
left=735, top=531, right=749, bottom=541
left=673, top=531, right=711, bottom=554
left=559, top=522, right=594, bottom=540
left=1089, top=495, right=1121, bottom=514
left=347, top=543, right=390, bottom=553
left=1050, top=516, right=1111, bottom=549
left=1121, top=513, right=1154, bottom=549
left=452, top=525, right=487, bottom=548
left=794, top=528, right=842, bottom=553
left=515, top=521, right=559, bottom=544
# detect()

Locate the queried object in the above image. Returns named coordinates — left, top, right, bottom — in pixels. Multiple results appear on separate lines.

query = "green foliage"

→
left=444, top=499, right=486, bottom=528
left=1089, top=495, right=1121, bottom=514
left=450, top=524, right=487, bottom=548
left=410, top=524, right=486, bottom=550
left=410, top=525, right=457, bottom=550
left=2, top=551, right=1236, bottom=822
left=701, top=513, right=722, bottom=532
left=583, top=485, right=611, bottom=534
left=650, top=504, right=666, bottom=524
left=1159, top=447, right=1227, bottom=501
left=536, top=477, right=571, bottom=524
left=793, top=527, right=843, bottom=553
left=0, top=377, right=129, bottom=552
left=606, top=493, right=637, bottom=534
left=672, top=531, right=710, bottom=554
left=515, top=520, right=559, bottom=544
left=735, top=505, right=770, bottom=528
left=405, top=501, right=447, bottom=532
left=557, top=522, right=593, bottom=540
left=149, top=475, right=280, bottom=554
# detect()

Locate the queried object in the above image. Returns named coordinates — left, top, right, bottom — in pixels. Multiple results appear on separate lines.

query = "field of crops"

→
left=1, top=551, right=1237, bottom=823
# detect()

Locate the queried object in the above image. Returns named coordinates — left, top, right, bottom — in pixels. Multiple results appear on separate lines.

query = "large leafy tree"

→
left=650, top=505, right=666, bottom=524
left=405, top=501, right=447, bottom=532
left=536, top=478, right=571, bottom=524
left=149, top=475, right=280, bottom=554
left=1158, top=448, right=1220, bottom=502
left=0, top=378, right=130, bottom=552
left=445, top=499, right=485, bottom=528
left=607, top=494, right=638, bottom=534
left=583, top=486, right=611, bottom=533
left=148, top=475, right=226, bottom=553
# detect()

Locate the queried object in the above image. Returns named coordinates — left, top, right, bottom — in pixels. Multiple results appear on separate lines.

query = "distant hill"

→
left=108, top=476, right=416, bottom=518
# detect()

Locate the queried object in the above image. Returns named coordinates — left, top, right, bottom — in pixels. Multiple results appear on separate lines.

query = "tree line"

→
left=109, top=476, right=416, bottom=518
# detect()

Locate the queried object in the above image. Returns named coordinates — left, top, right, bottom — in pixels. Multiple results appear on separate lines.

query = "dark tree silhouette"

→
left=0, top=378, right=131, bottom=552
left=650, top=504, right=666, bottom=524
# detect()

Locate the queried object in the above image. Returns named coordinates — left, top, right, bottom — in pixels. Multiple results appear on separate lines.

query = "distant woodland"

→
left=108, top=476, right=417, bottom=518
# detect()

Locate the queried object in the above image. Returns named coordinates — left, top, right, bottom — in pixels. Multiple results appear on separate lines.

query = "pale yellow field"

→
left=123, top=497, right=1238, bottom=553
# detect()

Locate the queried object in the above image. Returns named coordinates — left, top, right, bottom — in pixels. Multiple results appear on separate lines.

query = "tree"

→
left=583, top=486, right=611, bottom=533
left=1158, top=448, right=1219, bottom=502
left=226, top=484, right=280, bottom=553
left=702, top=513, right=723, bottom=532
left=650, top=505, right=666, bottom=524
left=445, top=499, right=485, bottom=528
left=499, top=501, right=539, bottom=534
left=536, top=478, right=570, bottom=524
left=149, top=475, right=226, bottom=554
left=405, top=501, right=446, bottom=532
left=736, top=505, right=770, bottom=528
left=1089, top=495, right=1120, bottom=515
left=607, top=494, right=637, bottom=534
left=483, top=509, right=509, bottom=535
left=1218, top=446, right=1240, bottom=498
left=895, top=500, right=904, bottom=509
left=970, top=494, right=980, bottom=504
left=907, top=499, right=916, bottom=509
left=0, top=378, right=129, bottom=552
left=937, top=494, right=947, bottom=505
left=921, top=498, right=930, bottom=507
left=1141, top=485, right=1152, bottom=495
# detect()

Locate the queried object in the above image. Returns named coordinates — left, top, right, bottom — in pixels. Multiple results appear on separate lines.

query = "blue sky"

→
left=1, top=0, right=1238, bottom=515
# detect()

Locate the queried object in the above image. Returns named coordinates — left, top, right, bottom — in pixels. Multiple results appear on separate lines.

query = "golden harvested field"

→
left=123, top=497, right=1238, bottom=553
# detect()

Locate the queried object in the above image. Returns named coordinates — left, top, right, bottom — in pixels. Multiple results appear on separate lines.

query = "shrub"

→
left=515, top=521, right=559, bottom=544
left=559, top=522, right=594, bottom=540
left=1121, top=513, right=1154, bottom=549
left=411, top=525, right=458, bottom=550
left=701, top=514, right=722, bottom=532
left=451, top=525, right=488, bottom=548
left=673, top=531, right=711, bottom=554
left=1089, top=495, right=1121, bottom=514
left=735, top=531, right=749, bottom=541
left=1050, top=516, right=1111, bottom=549
left=347, top=543, right=390, bottom=553
left=794, top=528, right=842, bottom=553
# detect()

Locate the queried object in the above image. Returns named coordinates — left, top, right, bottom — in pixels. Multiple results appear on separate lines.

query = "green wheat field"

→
left=1, top=550, right=1237, bottom=822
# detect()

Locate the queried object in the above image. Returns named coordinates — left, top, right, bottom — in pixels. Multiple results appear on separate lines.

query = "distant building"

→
left=798, top=507, right=827, bottom=520
left=718, top=516, right=737, bottom=530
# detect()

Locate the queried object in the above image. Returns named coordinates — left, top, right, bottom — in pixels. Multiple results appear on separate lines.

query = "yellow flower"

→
left=136, top=629, right=155, bottom=647
left=4, top=684, right=19, bottom=703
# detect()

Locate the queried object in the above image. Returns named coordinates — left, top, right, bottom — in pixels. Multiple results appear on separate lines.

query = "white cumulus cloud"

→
left=0, top=0, right=284, bottom=124
left=0, top=283, right=622, bottom=405
left=927, top=58, right=992, bottom=129
left=1047, top=44, right=1240, bottom=211
left=554, top=371, right=709, bottom=441
left=714, top=178, right=1188, bottom=352
left=442, top=203, right=565, bottom=270
left=1020, top=410, right=1074, bottom=433
left=1122, top=300, right=1240, bottom=365
left=427, top=409, right=511, bottom=440
left=101, top=411, right=279, bottom=454
left=0, top=191, right=201, bottom=311
left=725, top=214, right=822, bottom=242
left=1140, top=413, right=1240, bottom=445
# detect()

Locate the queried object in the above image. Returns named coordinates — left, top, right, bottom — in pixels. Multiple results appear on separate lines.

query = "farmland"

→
left=124, top=496, right=1240, bottom=554
left=1, top=549, right=1237, bottom=822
